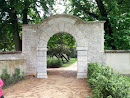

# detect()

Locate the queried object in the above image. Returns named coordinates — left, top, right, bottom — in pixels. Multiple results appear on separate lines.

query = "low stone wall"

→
left=0, top=50, right=129, bottom=76
left=0, top=51, right=26, bottom=75
left=105, top=50, right=130, bottom=75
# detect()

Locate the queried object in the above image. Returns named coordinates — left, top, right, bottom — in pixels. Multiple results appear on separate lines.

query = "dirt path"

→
left=3, top=62, right=92, bottom=98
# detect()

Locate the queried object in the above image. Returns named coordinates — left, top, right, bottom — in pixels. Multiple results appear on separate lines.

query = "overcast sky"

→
left=37, top=0, right=70, bottom=17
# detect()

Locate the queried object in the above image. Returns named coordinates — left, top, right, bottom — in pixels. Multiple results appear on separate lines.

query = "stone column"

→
left=76, top=47, right=88, bottom=78
left=37, top=48, right=47, bottom=78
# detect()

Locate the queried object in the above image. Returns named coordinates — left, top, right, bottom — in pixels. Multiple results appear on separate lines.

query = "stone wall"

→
left=0, top=52, right=26, bottom=75
left=105, top=50, right=130, bottom=75
left=22, top=14, right=105, bottom=78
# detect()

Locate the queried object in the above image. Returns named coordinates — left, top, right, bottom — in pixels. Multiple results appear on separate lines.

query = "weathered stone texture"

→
left=0, top=53, right=26, bottom=75
left=22, top=14, right=105, bottom=78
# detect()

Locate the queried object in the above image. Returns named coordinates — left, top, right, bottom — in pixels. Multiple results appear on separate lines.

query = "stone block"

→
left=50, top=24, right=59, bottom=34
left=37, top=62, right=46, bottom=67
left=37, top=57, right=46, bottom=62
left=44, top=27, right=54, bottom=37
left=77, top=39, right=86, bottom=47
left=76, top=47, right=88, bottom=51
left=78, top=51, right=87, bottom=56
left=37, top=47, right=47, bottom=51
left=77, top=72, right=87, bottom=78
left=37, top=72, right=47, bottom=78
left=37, top=66, right=47, bottom=73
left=78, top=56, right=87, bottom=62
left=77, top=61, right=88, bottom=67
left=39, top=32, right=50, bottom=42
left=64, top=23, right=73, bottom=33
left=54, top=17, right=75, bottom=24
left=58, top=23, right=64, bottom=32
left=37, top=40, right=46, bottom=48
left=78, top=67, right=87, bottom=72
left=48, top=19, right=56, bottom=25
left=37, top=51, right=46, bottom=57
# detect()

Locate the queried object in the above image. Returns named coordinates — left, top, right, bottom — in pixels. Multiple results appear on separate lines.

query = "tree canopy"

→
left=0, top=0, right=129, bottom=51
left=47, top=32, right=76, bottom=63
left=0, top=0, right=54, bottom=51
left=68, top=0, right=130, bottom=49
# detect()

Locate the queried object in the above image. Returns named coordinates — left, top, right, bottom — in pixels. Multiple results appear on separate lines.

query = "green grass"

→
left=62, top=58, right=77, bottom=67
left=47, top=58, right=77, bottom=67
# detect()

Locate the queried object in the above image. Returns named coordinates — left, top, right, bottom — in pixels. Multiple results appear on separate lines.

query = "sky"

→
left=37, top=0, right=70, bottom=17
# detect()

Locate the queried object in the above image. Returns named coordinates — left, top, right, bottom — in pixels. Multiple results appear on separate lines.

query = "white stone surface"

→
left=37, top=72, right=47, bottom=78
left=0, top=53, right=26, bottom=76
left=105, top=53, right=130, bottom=74
left=21, top=14, right=105, bottom=78
left=77, top=72, right=87, bottom=78
left=1, top=15, right=129, bottom=79
left=37, top=66, right=47, bottom=73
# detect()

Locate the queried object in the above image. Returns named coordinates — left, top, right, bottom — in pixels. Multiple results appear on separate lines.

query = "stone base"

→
left=77, top=72, right=87, bottom=78
left=37, top=72, right=48, bottom=78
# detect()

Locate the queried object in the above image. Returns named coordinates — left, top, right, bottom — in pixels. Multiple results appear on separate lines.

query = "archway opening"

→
left=47, top=32, right=77, bottom=78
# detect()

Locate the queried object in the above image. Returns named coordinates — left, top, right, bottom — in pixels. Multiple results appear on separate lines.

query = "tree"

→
left=0, top=0, right=54, bottom=51
left=47, top=32, right=76, bottom=63
left=69, top=0, right=130, bottom=49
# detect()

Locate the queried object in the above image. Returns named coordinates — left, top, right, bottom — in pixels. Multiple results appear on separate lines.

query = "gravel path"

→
left=3, top=62, right=92, bottom=98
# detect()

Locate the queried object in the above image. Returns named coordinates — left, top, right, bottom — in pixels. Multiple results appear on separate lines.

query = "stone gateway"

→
left=22, top=14, right=105, bottom=78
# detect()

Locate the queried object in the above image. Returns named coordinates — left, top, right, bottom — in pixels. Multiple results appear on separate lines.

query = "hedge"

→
left=47, top=59, right=63, bottom=68
left=87, top=63, right=130, bottom=98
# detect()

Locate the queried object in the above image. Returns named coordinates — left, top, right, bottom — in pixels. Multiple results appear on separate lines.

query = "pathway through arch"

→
left=3, top=62, right=92, bottom=98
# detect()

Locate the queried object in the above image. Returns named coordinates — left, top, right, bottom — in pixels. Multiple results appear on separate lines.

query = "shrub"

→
left=87, top=63, right=130, bottom=98
left=47, top=59, right=63, bottom=68
left=0, top=69, right=11, bottom=86
left=0, top=68, right=26, bottom=88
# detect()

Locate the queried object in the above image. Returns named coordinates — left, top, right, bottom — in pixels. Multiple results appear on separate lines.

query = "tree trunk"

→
left=11, top=12, right=22, bottom=51
left=22, top=0, right=28, bottom=24
left=62, top=54, right=69, bottom=62
left=95, top=0, right=116, bottom=49
left=8, top=9, right=22, bottom=51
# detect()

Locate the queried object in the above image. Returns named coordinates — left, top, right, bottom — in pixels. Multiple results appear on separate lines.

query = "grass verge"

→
left=62, top=58, right=77, bottom=67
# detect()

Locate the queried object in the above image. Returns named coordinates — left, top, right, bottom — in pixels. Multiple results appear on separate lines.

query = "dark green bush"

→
left=87, top=63, right=130, bottom=98
left=47, top=59, right=63, bottom=68
left=1, top=69, right=11, bottom=86
left=0, top=68, right=26, bottom=88
left=12, top=68, right=21, bottom=82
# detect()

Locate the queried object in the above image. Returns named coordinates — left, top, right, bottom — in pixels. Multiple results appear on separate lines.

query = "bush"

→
left=12, top=68, right=21, bottom=82
left=0, top=68, right=26, bottom=88
left=1, top=69, right=11, bottom=86
left=87, top=63, right=130, bottom=98
left=47, top=59, right=63, bottom=68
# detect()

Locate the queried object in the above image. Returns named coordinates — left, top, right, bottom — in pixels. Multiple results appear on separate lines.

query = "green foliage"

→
left=87, top=63, right=130, bottom=98
left=0, top=68, right=26, bottom=88
left=12, top=68, right=21, bottom=82
left=47, top=32, right=76, bottom=63
left=0, top=69, right=11, bottom=86
left=0, top=0, right=55, bottom=51
left=48, top=32, right=76, bottom=48
left=69, top=0, right=130, bottom=49
left=62, top=58, right=77, bottom=67
left=47, top=58, right=63, bottom=68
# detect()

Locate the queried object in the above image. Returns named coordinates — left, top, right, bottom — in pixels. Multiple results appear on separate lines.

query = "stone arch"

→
left=22, top=14, right=105, bottom=78
left=36, top=15, right=88, bottom=78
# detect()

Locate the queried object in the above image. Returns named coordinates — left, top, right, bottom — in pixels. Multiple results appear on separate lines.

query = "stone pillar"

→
left=76, top=47, right=88, bottom=78
left=37, top=48, right=47, bottom=78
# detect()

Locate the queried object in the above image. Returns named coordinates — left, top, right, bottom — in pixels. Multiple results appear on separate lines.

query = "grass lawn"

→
left=62, top=58, right=77, bottom=67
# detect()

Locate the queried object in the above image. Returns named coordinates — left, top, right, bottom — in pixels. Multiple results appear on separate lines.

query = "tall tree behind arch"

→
left=0, top=0, right=54, bottom=51
left=69, top=0, right=130, bottom=49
